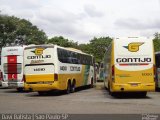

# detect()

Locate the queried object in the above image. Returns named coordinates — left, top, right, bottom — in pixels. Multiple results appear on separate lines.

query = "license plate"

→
left=8, top=79, right=16, bottom=81
left=8, top=83, right=17, bottom=87
left=131, top=84, right=138, bottom=86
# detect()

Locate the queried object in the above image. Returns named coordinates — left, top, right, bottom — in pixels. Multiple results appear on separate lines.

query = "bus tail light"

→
left=112, top=65, right=115, bottom=76
left=54, top=74, right=58, bottom=81
left=22, top=75, right=26, bottom=82
left=0, top=72, right=3, bottom=81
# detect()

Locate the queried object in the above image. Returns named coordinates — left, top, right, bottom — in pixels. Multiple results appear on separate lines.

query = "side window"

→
left=57, top=48, right=92, bottom=65
left=77, top=53, right=81, bottom=64
left=66, top=51, right=71, bottom=63
left=71, top=52, right=78, bottom=64
left=57, top=48, right=64, bottom=63
left=156, top=55, right=160, bottom=68
left=82, top=55, right=86, bottom=64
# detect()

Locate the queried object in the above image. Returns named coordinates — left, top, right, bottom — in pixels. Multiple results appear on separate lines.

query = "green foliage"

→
left=89, top=37, right=112, bottom=62
left=3, top=13, right=160, bottom=63
left=153, top=32, right=160, bottom=52
left=47, top=36, right=112, bottom=62
left=47, top=36, right=78, bottom=48
left=0, top=14, right=47, bottom=47
left=78, top=43, right=91, bottom=54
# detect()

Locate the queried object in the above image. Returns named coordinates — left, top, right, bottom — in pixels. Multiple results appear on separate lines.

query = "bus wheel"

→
left=71, top=81, right=76, bottom=93
left=140, top=92, right=147, bottom=97
left=104, top=82, right=107, bottom=90
left=108, top=83, right=114, bottom=96
left=17, top=88, right=23, bottom=92
left=66, top=81, right=71, bottom=94
left=108, top=83, right=111, bottom=93
left=38, top=91, right=47, bottom=96
left=90, top=78, right=94, bottom=88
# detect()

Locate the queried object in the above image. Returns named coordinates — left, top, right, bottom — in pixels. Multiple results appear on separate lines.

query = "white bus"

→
left=1, top=45, right=26, bottom=91
left=24, top=44, right=95, bottom=95
left=104, top=37, right=155, bottom=96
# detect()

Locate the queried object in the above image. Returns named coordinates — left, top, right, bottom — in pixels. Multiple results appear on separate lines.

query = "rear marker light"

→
left=54, top=74, right=58, bottom=81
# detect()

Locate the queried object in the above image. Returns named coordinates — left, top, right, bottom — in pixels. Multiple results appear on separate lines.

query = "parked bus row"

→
left=0, top=44, right=95, bottom=95
left=0, top=37, right=160, bottom=97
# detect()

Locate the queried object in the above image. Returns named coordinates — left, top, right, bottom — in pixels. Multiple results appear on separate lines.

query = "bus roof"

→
left=114, top=37, right=153, bottom=41
left=66, top=48, right=83, bottom=53
left=1, top=45, right=27, bottom=56
left=24, top=44, right=93, bottom=56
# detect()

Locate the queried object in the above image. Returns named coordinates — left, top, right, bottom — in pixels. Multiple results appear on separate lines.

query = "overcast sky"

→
left=0, top=0, right=160, bottom=43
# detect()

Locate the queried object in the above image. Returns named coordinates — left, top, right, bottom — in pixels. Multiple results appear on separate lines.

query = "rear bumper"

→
left=8, top=81, right=24, bottom=88
left=24, top=82, right=60, bottom=92
left=111, top=83, right=155, bottom=92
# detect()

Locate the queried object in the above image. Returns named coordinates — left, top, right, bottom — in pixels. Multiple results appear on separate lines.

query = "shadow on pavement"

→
left=25, top=85, right=92, bottom=97
left=102, top=89, right=151, bottom=99
left=4, top=89, right=30, bottom=93
left=155, top=88, right=160, bottom=92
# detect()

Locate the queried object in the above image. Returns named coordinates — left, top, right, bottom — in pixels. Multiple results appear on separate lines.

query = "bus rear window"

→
left=3, top=63, right=22, bottom=74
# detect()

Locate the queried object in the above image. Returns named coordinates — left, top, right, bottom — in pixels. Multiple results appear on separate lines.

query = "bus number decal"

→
left=142, top=73, right=152, bottom=76
left=60, top=66, right=67, bottom=71
left=70, top=66, right=80, bottom=71
left=34, top=68, right=45, bottom=71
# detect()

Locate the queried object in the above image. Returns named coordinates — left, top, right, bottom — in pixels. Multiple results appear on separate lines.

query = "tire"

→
left=104, top=82, right=108, bottom=90
left=108, top=83, right=111, bottom=93
left=71, top=81, right=76, bottom=93
left=66, top=81, right=71, bottom=94
left=140, top=92, right=147, bottom=97
left=108, top=83, right=115, bottom=96
left=17, top=88, right=23, bottom=92
left=90, top=79, right=94, bottom=88
left=38, top=91, right=47, bottom=96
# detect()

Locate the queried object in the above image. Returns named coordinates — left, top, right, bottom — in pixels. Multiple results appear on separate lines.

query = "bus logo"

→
left=12, top=74, right=15, bottom=79
left=32, top=48, right=45, bottom=55
left=123, top=42, right=144, bottom=52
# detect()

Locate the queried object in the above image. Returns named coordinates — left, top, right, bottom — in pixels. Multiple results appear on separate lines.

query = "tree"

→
left=89, top=37, right=112, bottom=62
left=78, top=43, right=91, bottom=54
left=153, top=32, right=160, bottom=52
left=47, top=36, right=78, bottom=48
left=0, top=13, right=47, bottom=47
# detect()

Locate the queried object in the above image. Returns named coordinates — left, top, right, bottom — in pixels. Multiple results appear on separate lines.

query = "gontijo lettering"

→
left=27, top=55, right=51, bottom=59
left=116, top=58, right=151, bottom=63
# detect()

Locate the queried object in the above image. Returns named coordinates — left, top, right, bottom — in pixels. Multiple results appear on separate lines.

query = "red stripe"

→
left=139, top=63, right=149, bottom=65
left=119, top=63, right=149, bottom=66
left=7, top=56, right=17, bottom=80
left=119, top=64, right=129, bottom=66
